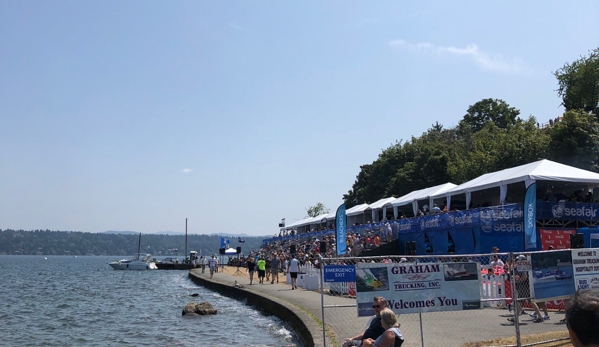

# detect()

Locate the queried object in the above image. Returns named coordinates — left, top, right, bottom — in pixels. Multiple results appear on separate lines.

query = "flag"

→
left=335, top=204, right=347, bottom=255
left=524, top=183, right=537, bottom=250
left=238, top=237, right=245, bottom=243
left=279, top=218, right=285, bottom=227
left=220, top=237, right=230, bottom=249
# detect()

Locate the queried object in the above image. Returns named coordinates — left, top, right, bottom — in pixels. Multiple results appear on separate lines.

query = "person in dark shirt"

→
left=342, top=296, right=387, bottom=347
left=565, top=290, right=599, bottom=347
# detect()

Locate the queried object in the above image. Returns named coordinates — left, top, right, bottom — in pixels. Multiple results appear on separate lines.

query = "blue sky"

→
left=1, top=1, right=598, bottom=236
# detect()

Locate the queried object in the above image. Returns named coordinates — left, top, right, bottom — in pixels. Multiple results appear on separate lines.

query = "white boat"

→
left=109, top=233, right=157, bottom=270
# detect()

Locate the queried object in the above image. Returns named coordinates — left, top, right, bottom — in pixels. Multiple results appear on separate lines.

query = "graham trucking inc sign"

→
left=355, top=262, right=481, bottom=316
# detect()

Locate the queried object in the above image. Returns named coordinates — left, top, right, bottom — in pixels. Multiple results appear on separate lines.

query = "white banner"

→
left=572, top=248, right=599, bottom=291
left=355, top=262, right=482, bottom=316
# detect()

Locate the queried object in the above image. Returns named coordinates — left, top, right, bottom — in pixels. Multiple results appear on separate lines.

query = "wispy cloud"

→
left=389, top=39, right=526, bottom=73
left=181, top=168, right=193, bottom=174
left=229, top=21, right=248, bottom=32
left=348, top=18, right=379, bottom=28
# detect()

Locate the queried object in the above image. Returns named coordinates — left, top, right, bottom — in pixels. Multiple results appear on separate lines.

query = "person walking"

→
left=288, top=254, right=299, bottom=290
left=201, top=256, right=207, bottom=274
left=271, top=254, right=280, bottom=284
left=257, top=256, right=266, bottom=284
left=208, top=255, right=217, bottom=279
left=247, top=256, right=256, bottom=285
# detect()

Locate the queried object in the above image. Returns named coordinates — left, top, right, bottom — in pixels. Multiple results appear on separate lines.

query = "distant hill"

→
left=100, top=231, right=268, bottom=237
left=0, top=229, right=268, bottom=256
left=100, top=230, right=139, bottom=235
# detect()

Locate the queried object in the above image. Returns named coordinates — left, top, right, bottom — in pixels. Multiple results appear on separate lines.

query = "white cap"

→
left=517, top=255, right=526, bottom=260
left=400, top=257, right=407, bottom=262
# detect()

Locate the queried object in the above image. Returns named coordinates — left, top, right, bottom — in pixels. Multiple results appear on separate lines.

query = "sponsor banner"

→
left=479, top=204, right=524, bottom=234
left=530, top=251, right=575, bottom=299
left=537, top=201, right=599, bottom=221
left=355, top=262, right=481, bottom=316
left=396, top=205, right=522, bottom=234
left=396, top=217, right=418, bottom=233
left=335, top=204, right=347, bottom=256
left=524, top=183, right=537, bottom=250
left=572, top=248, right=599, bottom=291
left=323, top=265, right=356, bottom=283
left=539, top=229, right=576, bottom=250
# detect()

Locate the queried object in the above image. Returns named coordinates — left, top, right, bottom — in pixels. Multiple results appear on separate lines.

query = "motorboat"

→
left=556, top=271, right=572, bottom=280
left=109, top=253, right=157, bottom=270
left=109, top=233, right=157, bottom=270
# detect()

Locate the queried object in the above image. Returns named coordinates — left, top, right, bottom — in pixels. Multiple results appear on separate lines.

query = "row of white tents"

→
left=283, top=159, right=599, bottom=231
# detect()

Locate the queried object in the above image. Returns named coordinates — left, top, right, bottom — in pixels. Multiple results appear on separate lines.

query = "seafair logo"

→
left=480, top=208, right=523, bottom=233
left=552, top=204, right=597, bottom=218
left=420, top=218, right=440, bottom=230
left=449, top=212, right=474, bottom=227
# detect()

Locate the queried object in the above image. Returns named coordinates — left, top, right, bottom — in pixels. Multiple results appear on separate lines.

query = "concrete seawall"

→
left=188, top=269, right=327, bottom=346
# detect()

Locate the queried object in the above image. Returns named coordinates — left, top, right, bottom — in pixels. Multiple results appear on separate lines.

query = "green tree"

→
left=554, top=48, right=599, bottom=115
left=462, top=98, right=520, bottom=133
left=547, top=109, right=599, bottom=171
left=306, top=203, right=330, bottom=217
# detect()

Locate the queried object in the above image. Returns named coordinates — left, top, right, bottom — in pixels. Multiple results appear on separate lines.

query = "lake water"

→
left=0, top=255, right=301, bottom=347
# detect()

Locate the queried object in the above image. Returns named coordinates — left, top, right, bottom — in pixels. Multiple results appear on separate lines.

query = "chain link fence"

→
left=316, top=252, right=570, bottom=347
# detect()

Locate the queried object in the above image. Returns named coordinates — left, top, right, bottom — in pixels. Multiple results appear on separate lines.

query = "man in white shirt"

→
left=490, top=255, right=505, bottom=268
left=288, top=255, right=300, bottom=290
left=208, top=255, right=217, bottom=279
left=201, top=256, right=208, bottom=273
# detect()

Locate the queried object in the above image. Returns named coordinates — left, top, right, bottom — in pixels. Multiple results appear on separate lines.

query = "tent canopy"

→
left=392, top=183, right=457, bottom=207
left=346, top=203, right=370, bottom=216
left=368, top=197, right=396, bottom=209
left=224, top=248, right=237, bottom=255
left=431, top=159, right=599, bottom=199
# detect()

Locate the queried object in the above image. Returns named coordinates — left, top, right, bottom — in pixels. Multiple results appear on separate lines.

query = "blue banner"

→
left=324, top=265, right=356, bottom=282
left=524, top=183, right=537, bottom=250
left=336, top=204, right=347, bottom=255
left=220, top=237, right=230, bottom=249
left=537, top=201, right=599, bottom=221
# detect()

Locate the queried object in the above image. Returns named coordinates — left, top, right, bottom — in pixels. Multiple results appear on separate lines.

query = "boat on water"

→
left=534, top=268, right=572, bottom=282
left=156, top=251, right=198, bottom=270
left=155, top=218, right=199, bottom=270
left=109, top=233, right=157, bottom=270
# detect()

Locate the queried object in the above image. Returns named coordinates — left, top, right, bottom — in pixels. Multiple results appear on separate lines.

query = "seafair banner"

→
left=355, top=262, right=481, bottom=316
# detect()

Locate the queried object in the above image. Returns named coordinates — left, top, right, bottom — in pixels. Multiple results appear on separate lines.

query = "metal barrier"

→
left=318, top=252, right=571, bottom=347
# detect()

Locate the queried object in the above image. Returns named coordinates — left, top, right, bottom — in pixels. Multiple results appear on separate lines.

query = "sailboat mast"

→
left=185, top=218, right=188, bottom=263
left=137, top=233, right=141, bottom=258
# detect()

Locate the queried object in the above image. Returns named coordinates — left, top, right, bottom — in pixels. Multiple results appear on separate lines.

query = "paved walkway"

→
left=188, top=266, right=568, bottom=347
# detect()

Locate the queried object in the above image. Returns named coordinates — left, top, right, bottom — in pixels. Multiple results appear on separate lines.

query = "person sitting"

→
left=362, top=308, right=404, bottom=347
left=565, top=290, right=599, bottom=347
left=342, top=296, right=387, bottom=347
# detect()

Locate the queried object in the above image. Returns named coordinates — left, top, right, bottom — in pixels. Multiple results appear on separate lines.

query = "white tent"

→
left=224, top=248, right=237, bottom=255
left=346, top=203, right=370, bottom=216
left=346, top=203, right=370, bottom=225
left=391, top=182, right=457, bottom=216
left=431, top=159, right=599, bottom=210
left=368, top=197, right=396, bottom=222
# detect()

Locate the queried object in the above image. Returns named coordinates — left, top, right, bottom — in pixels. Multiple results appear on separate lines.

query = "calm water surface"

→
left=0, top=256, right=301, bottom=347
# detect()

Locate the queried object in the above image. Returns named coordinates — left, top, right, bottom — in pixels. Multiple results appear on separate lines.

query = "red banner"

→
left=539, top=229, right=576, bottom=250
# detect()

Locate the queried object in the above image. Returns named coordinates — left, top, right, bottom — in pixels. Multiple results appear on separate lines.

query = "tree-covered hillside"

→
left=0, top=229, right=266, bottom=256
